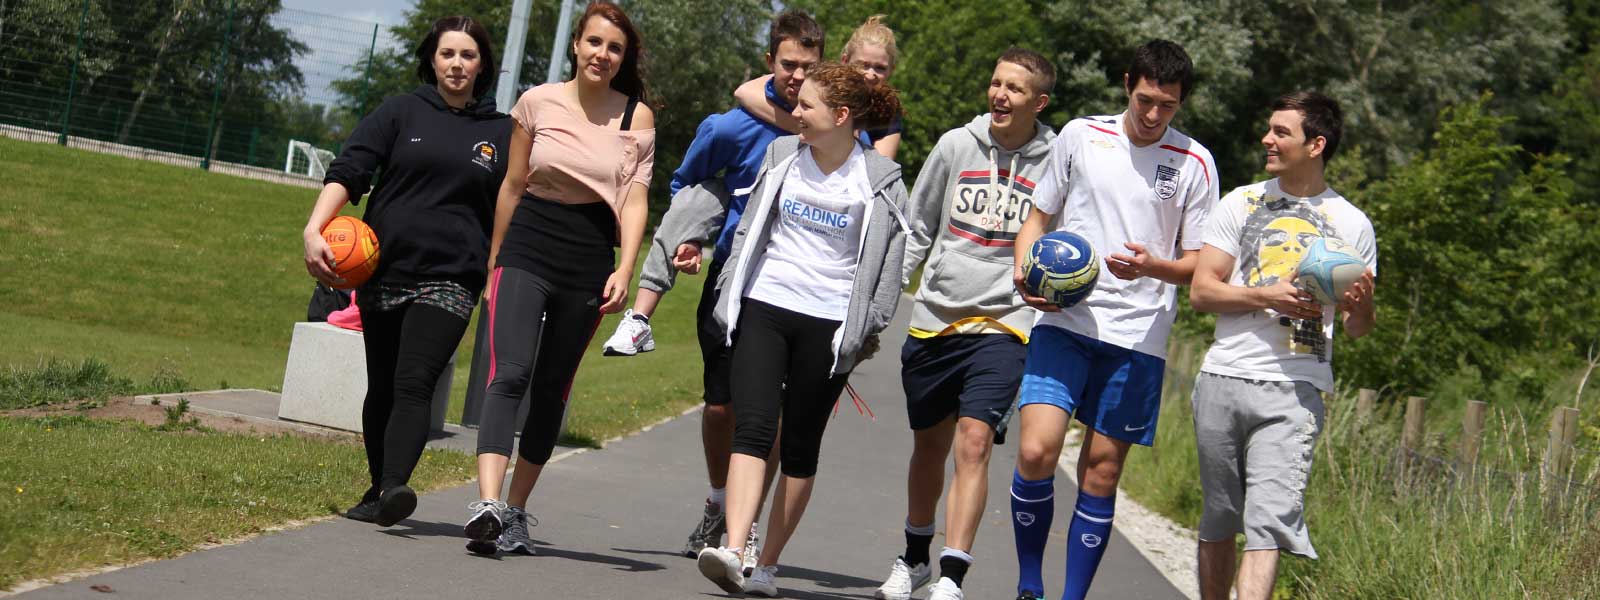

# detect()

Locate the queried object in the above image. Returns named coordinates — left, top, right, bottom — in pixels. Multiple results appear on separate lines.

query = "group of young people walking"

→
left=300, top=4, right=1378, bottom=600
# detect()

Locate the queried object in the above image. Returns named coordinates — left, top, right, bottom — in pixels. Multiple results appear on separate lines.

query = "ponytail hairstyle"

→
left=570, top=1, right=655, bottom=105
left=805, top=62, right=901, bottom=131
left=843, top=15, right=898, bottom=68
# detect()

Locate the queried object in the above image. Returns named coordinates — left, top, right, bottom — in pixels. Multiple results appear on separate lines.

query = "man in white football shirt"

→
left=1008, top=40, right=1219, bottom=600
left=1189, top=91, right=1375, bottom=600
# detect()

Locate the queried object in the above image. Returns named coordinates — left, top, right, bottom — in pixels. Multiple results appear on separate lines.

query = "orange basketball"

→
left=320, top=215, right=379, bottom=290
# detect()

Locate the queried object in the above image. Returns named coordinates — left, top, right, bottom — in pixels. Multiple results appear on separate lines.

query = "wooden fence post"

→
left=1460, top=400, right=1487, bottom=466
left=1545, top=407, right=1581, bottom=480
left=1357, top=388, right=1377, bottom=423
left=1402, top=396, right=1427, bottom=452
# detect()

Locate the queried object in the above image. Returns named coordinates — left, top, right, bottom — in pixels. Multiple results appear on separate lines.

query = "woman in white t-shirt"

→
left=696, top=62, right=909, bottom=597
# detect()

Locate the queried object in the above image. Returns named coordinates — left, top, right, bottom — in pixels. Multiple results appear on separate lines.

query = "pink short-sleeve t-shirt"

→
left=509, top=82, right=656, bottom=218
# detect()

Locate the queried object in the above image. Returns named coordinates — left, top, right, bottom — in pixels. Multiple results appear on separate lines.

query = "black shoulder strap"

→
left=620, top=96, right=639, bottom=131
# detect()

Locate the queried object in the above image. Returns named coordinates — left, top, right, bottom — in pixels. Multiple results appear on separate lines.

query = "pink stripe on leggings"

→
left=558, top=314, right=606, bottom=406
left=485, top=267, right=504, bottom=390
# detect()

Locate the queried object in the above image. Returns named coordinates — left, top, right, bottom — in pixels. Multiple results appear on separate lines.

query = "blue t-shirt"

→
left=670, top=79, right=794, bottom=263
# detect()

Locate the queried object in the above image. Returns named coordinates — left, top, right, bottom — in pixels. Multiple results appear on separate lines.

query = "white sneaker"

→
left=463, top=499, right=505, bottom=555
left=873, top=557, right=932, bottom=600
left=602, top=310, right=655, bottom=356
left=741, top=525, right=762, bottom=576
left=697, top=546, right=746, bottom=594
left=744, top=564, right=780, bottom=597
left=926, top=577, right=964, bottom=600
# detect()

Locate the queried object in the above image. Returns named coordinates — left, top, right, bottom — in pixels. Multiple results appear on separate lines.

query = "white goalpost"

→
left=284, top=139, right=335, bottom=179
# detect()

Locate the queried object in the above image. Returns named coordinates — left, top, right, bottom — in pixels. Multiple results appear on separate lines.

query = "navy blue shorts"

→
left=1018, top=325, right=1166, bottom=446
left=902, top=334, right=1026, bottom=433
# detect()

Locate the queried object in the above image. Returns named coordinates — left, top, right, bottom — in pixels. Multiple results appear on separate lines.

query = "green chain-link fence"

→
left=0, top=0, right=384, bottom=181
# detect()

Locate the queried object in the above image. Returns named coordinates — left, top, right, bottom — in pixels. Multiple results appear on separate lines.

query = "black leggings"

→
left=730, top=299, right=849, bottom=478
left=477, top=266, right=604, bottom=464
left=361, top=302, right=470, bottom=491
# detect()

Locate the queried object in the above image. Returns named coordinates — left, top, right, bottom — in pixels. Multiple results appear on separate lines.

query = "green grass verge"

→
left=1, top=136, right=707, bottom=442
left=0, top=415, right=475, bottom=591
left=1121, top=342, right=1600, bottom=598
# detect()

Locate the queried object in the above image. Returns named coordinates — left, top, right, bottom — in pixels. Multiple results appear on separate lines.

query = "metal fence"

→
left=0, top=0, right=386, bottom=179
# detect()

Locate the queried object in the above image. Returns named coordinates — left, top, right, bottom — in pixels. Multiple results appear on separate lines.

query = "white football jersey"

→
left=1032, top=113, right=1219, bottom=359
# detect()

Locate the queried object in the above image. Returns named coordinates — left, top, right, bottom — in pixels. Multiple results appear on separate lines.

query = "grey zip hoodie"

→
left=903, top=114, right=1055, bottom=339
left=715, top=136, right=910, bottom=376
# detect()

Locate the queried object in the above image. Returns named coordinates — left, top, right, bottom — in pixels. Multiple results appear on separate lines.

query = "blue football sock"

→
left=1061, top=489, right=1116, bottom=600
left=1011, top=471, right=1055, bottom=596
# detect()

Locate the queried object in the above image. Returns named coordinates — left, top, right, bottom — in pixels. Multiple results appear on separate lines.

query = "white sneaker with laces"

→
left=741, top=525, right=761, bottom=576
left=873, top=557, right=932, bottom=600
left=926, top=577, right=964, bottom=600
left=744, top=565, right=780, bottom=597
left=602, top=310, right=655, bottom=356
left=696, top=546, right=746, bottom=594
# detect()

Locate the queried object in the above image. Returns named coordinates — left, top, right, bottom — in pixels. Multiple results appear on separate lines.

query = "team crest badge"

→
left=1015, top=512, right=1036, bottom=527
left=471, top=141, right=497, bottom=172
left=1081, top=533, right=1103, bottom=548
left=1155, top=164, right=1180, bottom=200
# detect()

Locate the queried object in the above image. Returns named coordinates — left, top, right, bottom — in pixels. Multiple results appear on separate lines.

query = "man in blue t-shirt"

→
left=599, top=9, right=825, bottom=572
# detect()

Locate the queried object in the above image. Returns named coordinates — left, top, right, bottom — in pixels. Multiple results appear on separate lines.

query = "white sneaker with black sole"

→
left=744, top=565, right=780, bottom=597
left=873, top=557, right=932, bottom=600
left=463, top=499, right=505, bottom=555
left=926, top=577, right=964, bottom=600
left=602, top=309, right=655, bottom=356
left=697, top=546, right=746, bottom=593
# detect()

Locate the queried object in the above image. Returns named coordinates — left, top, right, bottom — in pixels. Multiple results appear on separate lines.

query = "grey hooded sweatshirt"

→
left=715, top=135, right=910, bottom=376
left=903, top=114, right=1055, bottom=340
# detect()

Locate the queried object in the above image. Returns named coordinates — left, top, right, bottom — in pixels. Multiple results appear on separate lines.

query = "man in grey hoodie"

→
left=872, top=48, right=1057, bottom=600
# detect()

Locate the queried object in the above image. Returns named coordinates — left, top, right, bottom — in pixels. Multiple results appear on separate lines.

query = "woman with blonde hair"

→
left=734, top=15, right=904, bottom=159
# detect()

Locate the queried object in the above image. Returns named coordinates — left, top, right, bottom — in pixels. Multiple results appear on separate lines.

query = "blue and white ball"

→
left=1023, top=231, right=1099, bottom=308
left=1295, top=237, right=1366, bottom=306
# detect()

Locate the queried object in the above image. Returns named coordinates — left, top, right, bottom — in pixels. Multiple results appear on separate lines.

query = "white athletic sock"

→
left=709, top=487, right=726, bottom=508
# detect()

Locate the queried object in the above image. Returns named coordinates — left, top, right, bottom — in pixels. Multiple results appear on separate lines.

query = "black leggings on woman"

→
left=361, top=302, right=470, bottom=492
left=476, top=266, right=604, bottom=464
left=730, top=299, right=849, bottom=479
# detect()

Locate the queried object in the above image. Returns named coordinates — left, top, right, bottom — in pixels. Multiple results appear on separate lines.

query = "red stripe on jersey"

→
left=1086, top=124, right=1120, bottom=137
left=1159, top=144, right=1211, bottom=186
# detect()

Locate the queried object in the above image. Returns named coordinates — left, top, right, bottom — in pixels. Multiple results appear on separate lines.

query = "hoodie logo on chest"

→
left=471, top=141, right=497, bottom=172
left=949, top=169, right=1036, bottom=247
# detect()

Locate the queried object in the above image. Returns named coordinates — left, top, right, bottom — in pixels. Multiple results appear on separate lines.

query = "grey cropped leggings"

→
left=475, top=266, right=603, bottom=464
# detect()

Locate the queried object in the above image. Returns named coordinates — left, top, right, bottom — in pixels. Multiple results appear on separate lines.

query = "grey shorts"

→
left=1191, top=372, right=1325, bottom=559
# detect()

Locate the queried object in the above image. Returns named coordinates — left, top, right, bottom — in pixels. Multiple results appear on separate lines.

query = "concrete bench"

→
left=278, top=322, right=452, bottom=434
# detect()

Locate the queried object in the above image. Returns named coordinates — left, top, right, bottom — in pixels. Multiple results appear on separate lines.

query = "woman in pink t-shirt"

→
left=464, top=1, right=657, bottom=556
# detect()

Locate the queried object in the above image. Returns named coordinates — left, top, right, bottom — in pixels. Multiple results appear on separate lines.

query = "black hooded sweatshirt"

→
left=324, top=85, right=511, bottom=294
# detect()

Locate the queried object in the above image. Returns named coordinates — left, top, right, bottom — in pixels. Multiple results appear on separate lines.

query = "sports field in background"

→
left=0, top=136, right=706, bottom=444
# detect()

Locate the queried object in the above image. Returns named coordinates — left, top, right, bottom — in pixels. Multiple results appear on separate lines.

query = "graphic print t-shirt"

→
left=745, top=145, right=870, bottom=321
left=1031, top=114, right=1219, bottom=359
left=1199, top=179, right=1377, bottom=391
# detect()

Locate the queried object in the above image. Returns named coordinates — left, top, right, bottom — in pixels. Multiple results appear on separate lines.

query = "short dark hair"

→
left=997, top=47, right=1056, bottom=96
left=414, top=16, right=498, bottom=99
left=768, top=10, right=824, bottom=58
left=1126, top=39, right=1194, bottom=101
left=1272, top=91, right=1344, bottom=163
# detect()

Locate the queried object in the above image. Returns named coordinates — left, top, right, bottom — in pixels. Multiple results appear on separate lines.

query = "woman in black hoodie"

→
left=301, top=16, right=510, bottom=527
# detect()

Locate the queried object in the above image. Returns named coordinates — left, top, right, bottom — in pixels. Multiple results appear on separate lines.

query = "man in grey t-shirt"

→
left=1188, top=91, right=1377, bottom=600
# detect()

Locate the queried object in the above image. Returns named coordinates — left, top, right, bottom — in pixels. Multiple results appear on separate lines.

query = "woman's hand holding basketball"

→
left=302, top=229, right=345, bottom=288
left=599, top=270, right=631, bottom=314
